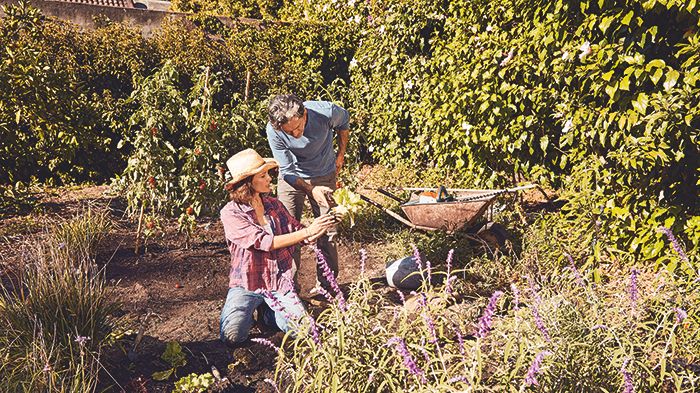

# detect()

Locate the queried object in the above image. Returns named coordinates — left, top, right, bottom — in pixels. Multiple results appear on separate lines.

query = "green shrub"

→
left=344, top=0, right=699, bottom=259
left=0, top=211, right=116, bottom=392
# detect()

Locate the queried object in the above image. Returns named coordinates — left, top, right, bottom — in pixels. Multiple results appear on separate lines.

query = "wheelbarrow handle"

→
left=359, top=194, right=385, bottom=209
left=376, top=188, right=406, bottom=203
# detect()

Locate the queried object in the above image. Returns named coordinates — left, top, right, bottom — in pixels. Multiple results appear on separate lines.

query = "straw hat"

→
left=225, top=149, right=278, bottom=185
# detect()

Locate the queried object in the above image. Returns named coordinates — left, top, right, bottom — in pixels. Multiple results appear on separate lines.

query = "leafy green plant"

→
left=331, top=188, right=364, bottom=227
left=152, top=341, right=188, bottom=381
left=273, top=235, right=699, bottom=391
left=173, top=372, right=214, bottom=393
left=342, top=0, right=699, bottom=260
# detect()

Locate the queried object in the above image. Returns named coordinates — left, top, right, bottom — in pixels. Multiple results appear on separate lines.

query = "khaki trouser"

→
left=277, top=172, right=338, bottom=292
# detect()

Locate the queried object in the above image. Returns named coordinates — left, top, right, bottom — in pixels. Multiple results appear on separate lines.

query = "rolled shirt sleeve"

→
left=221, top=204, right=274, bottom=252
left=329, top=103, right=350, bottom=131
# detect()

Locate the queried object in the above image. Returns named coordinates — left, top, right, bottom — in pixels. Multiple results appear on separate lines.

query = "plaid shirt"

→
left=220, top=197, right=303, bottom=293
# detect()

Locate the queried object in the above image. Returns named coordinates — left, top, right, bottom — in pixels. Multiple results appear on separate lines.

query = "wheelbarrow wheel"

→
left=475, top=222, right=511, bottom=253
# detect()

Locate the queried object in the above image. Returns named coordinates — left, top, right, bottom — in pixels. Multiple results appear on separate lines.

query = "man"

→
left=266, top=94, right=350, bottom=294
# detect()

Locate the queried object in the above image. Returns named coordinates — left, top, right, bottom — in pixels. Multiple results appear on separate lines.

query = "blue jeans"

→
left=219, top=286, right=306, bottom=344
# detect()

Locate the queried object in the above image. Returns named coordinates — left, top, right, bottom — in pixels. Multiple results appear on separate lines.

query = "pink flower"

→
left=499, top=50, right=514, bottom=67
left=579, top=41, right=592, bottom=60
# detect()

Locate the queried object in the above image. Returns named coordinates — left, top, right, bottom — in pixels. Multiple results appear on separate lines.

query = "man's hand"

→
left=335, top=154, right=345, bottom=173
left=311, top=186, right=334, bottom=207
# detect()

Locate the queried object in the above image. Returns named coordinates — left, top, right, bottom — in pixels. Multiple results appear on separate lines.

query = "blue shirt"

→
left=266, top=101, right=350, bottom=180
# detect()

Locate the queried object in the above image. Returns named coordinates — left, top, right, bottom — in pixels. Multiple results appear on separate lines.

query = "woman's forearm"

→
left=270, top=228, right=311, bottom=250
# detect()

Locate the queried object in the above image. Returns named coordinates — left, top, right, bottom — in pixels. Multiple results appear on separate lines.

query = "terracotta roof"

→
left=46, top=0, right=136, bottom=8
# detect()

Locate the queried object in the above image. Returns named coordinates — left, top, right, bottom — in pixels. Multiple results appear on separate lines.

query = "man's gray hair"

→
left=268, top=94, right=305, bottom=130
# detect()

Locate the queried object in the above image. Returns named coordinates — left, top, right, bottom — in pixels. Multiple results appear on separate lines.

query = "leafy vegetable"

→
left=331, top=188, right=364, bottom=227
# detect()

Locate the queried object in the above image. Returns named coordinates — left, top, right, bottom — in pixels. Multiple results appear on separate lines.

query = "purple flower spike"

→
left=74, top=335, right=91, bottom=346
left=417, top=292, right=427, bottom=308
left=657, top=226, right=689, bottom=262
left=315, top=286, right=336, bottom=304
left=313, top=246, right=347, bottom=311
left=422, top=312, right=438, bottom=344
left=453, top=324, right=465, bottom=356
left=359, top=248, right=367, bottom=276
left=476, top=291, right=503, bottom=339
left=621, top=360, right=634, bottom=393
left=388, top=337, right=426, bottom=383
left=523, top=350, right=551, bottom=387
left=307, top=315, right=321, bottom=346
left=411, top=244, right=423, bottom=271
left=256, top=289, right=294, bottom=321
left=251, top=338, right=279, bottom=352
left=531, top=306, right=551, bottom=342
left=511, top=283, right=520, bottom=310
left=445, top=276, right=456, bottom=296
left=396, top=289, right=406, bottom=305
left=446, top=249, right=454, bottom=273
left=445, top=249, right=455, bottom=295
left=425, top=259, right=432, bottom=286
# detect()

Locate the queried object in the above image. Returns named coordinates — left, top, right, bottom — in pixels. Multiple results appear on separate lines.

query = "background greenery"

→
left=1, top=1, right=699, bottom=391
left=0, top=0, right=697, bottom=260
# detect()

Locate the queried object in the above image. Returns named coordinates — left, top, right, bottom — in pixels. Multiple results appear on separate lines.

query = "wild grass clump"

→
left=271, top=224, right=699, bottom=392
left=0, top=210, right=116, bottom=392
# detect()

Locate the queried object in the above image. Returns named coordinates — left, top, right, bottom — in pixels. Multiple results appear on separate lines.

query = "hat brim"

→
left=227, top=158, right=278, bottom=185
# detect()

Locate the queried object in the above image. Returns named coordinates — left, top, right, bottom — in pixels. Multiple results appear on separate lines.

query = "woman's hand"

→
left=305, top=213, right=336, bottom=241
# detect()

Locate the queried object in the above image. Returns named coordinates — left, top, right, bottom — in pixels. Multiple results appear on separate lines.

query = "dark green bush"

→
left=344, top=0, right=699, bottom=261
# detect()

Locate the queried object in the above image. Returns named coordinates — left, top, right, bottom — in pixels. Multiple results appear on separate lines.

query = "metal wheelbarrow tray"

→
left=360, top=185, right=539, bottom=233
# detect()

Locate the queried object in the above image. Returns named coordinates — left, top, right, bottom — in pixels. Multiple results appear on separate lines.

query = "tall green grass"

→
left=0, top=210, right=116, bottom=392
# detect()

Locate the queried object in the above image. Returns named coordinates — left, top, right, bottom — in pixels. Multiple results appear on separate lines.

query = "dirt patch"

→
left=1, top=185, right=389, bottom=392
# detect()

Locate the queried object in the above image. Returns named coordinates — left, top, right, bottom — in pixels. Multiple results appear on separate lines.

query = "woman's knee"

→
left=220, top=320, right=249, bottom=343
left=219, top=287, right=261, bottom=343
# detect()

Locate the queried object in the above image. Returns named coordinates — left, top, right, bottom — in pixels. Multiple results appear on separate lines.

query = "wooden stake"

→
left=134, top=204, right=144, bottom=254
left=245, top=70, right=251, bottom=101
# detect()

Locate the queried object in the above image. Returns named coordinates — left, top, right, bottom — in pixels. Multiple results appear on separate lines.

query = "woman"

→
left=219, top=148, right=336, bottom=344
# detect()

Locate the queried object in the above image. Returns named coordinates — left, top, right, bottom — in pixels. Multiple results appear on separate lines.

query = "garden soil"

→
left=0, top=185, right=388, bottom=393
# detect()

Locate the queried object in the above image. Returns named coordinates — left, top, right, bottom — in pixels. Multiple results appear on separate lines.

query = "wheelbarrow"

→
left=359, top=184, right=541, bottom=233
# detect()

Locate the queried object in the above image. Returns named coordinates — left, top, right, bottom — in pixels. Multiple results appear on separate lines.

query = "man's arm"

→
left=335, top=129, right=349, bottom=173
left=329, top=103, right=350, bottom=173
